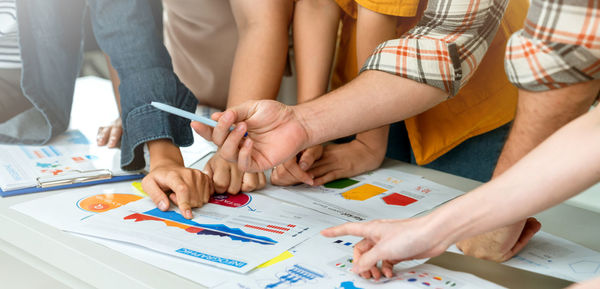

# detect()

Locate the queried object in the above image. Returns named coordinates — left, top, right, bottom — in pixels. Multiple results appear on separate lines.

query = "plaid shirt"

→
left=362, top=0, right=509, bottom=96
left=505, top=0, right=600, bottom=91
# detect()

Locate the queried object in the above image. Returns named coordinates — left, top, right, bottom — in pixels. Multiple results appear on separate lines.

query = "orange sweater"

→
left=331, top=0, right=528, bottom=164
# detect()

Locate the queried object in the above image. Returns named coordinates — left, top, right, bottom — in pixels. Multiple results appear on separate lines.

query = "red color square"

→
left=382, top=193, right=417, bottom=206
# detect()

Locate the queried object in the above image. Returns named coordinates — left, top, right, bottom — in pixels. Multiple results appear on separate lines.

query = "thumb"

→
left=298, top=145, right=323, bottom=171
left=221, top=101, right=256, bottom=124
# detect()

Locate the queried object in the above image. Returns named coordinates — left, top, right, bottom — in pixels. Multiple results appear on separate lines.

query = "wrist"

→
left=294, top=101, right=327, bottom=148
left=148, top=139, right=184, bottom=169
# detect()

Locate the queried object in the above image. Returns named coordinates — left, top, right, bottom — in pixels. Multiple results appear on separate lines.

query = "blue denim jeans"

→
left=385, top=122, right=511, bottom=182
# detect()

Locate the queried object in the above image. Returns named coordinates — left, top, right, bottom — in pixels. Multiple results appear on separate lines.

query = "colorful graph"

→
left=124, top=208, right=278, bottom=245
left=341, top=184, right=387, bottom=201
left=264, top=264, right=325, bottom=288
left=325, top=178, right=360, bottom=189
left=229, top=216, right=305, bottom=237
left=209, top=193, right=251, bottom=208
left=382, top=192, right=418, bottom=206
left=77, top=194, right=143, bottom=213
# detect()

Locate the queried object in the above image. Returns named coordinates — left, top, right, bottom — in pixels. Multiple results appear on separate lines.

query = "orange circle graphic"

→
left=77, top=193, right=143, bottom=213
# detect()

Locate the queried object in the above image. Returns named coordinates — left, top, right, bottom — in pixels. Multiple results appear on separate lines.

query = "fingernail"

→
left=158, top=201, right=168, bottom=210
left=186, top=210, right=192, bottom=219
left=299, top=162, right=309, bottom=171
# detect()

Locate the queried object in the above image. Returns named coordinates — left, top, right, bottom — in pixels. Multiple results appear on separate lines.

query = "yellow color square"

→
left=341, top=184, right=387, bottom=201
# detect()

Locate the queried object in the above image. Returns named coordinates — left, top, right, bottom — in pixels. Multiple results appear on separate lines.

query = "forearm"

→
left=227, top=0, right=293, bottom=107
left=293, top=0, right=340, bottom=103
left=355, top=125, right=389, bottom=159
left=297, top=70, right=446, bottom=147
left=493, top=84, right=599, bottom=176
left=429, top=107, right=600, bottom=245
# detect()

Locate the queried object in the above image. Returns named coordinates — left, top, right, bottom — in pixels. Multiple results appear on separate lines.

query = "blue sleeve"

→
left=87, top=0, right=198, bottom=171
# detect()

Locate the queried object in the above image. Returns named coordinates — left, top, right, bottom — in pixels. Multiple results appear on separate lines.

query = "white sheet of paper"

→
left=66, top=193, right=340, bottom=273
left=447, top=231, right=600, bottom=282
left=261, top=169, right=464, bottom=222
left=216, top=235, right=503, bottom=289
left=11, top=182, right=241, bottom=287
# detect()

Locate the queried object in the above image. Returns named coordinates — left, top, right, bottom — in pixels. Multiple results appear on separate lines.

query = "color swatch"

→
left=382, top=192, right=418, bottom=206
left=324, top=178, right=360, bottom=189
left=341, top=184, right=387, bottom=201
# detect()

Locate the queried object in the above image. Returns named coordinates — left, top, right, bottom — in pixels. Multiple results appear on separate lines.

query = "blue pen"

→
left=150, top=102, right=243, bottom=135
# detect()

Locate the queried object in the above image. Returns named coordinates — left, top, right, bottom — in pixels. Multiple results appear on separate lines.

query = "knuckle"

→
left=175, top=184, right=189, bottom=194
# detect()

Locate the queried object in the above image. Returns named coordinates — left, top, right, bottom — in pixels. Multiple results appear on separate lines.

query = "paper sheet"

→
left=447, top=231, right=600, bottom=282
left=215, top=235, right=503, bottom=289
left=64, top=192, right=339, bottom=273
left=11, top=182, right=236, bottom=287
left=0, top=130, right=137, bottom=191
left=261, top=169, right=464, bottom=222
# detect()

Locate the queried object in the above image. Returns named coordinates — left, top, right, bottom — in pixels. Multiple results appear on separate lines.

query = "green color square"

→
left=324, top=178, right=359, bottom=189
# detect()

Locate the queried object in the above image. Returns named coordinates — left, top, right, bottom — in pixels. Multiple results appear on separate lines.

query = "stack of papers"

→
left=12, top=169, right=515, bottom=288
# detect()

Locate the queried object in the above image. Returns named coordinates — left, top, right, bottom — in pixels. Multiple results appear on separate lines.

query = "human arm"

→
left=142, top=139, right=213, bottom=219
left=194, top=0, right=509, bottom=172
left=203, top=0, right=293, bottom=192
left=457, top=81, right=600, bottom=261
left=193, top=70, right=446, bottom=172
left=271, top=2, right=398, bottom=186
left=88, top=0, right=215, bottom=216
left=322, top=105, right=600, bottom=275
left=88, top=0, right=198, bottom=171
left=568, top=277, right=600, bottom=289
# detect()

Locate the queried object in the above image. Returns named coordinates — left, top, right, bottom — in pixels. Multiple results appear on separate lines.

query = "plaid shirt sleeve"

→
left=361, top=0, right=508, bottom=96
left=505, top=0, right=600, bottom=91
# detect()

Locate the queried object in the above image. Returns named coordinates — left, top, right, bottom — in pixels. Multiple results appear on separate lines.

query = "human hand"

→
left=321, top=218, right=450, bottom=280
left=142, top=157, right=213, bottom=220
left=308, top=139, right=386, bottom=186
left=456, top=217, right=541, bottom=262
left=191, top=100, right=309, bottom=173
left=567, top=276, right=600, bottom=289
left=204, top=153, right=267, bottom=194
left=96, top=117, right=123, bottom=148
left=270, top=145, right=323, bottom=186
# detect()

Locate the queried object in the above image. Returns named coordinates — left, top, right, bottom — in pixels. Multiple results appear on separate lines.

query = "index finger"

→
left=191, top=121, right=214, bottom=141
left=321, top=222, right=371, bottom=238
left=166, top=176, right=193, bottom=219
